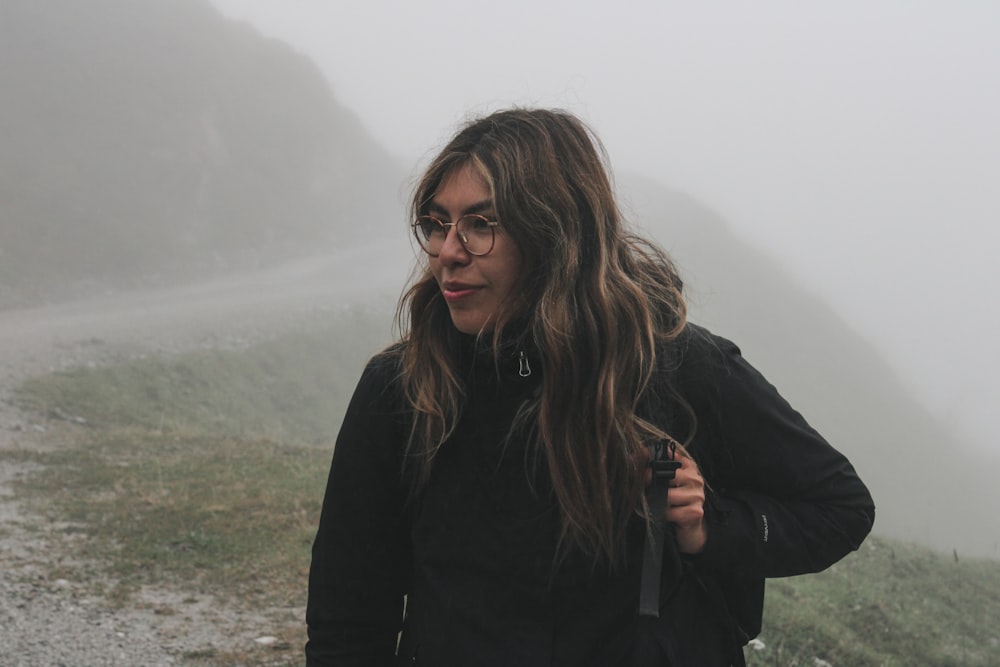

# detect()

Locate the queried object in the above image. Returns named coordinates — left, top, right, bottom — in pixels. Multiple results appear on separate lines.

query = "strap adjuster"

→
left=652, top=458, right=681, bottom=479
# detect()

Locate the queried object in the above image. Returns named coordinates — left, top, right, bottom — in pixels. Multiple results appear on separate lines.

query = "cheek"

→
left=497, top=253, right=527, bottom=299
left=427, top=258, right=443, bottom=281
left=505, top=247, right=528, bottom=289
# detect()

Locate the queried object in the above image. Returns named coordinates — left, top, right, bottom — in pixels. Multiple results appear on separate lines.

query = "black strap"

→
left=638, top=441, right=681, bottom=617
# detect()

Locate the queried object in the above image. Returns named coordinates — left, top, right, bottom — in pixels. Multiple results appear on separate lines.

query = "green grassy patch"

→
left=15, top=308, right=386, bottom=445
left=747, top=538, right=1000, bottom=666
left=20, top=427, right=328, bottom=607
left=4, top=305, right=393, bottom=664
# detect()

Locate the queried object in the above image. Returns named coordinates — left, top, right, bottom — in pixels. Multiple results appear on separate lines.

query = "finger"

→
left=675, top=455, right=704, bottom=482
left=666, top=504, right=705, bottom=527
left=665, top=486, right=704, bottom=507
left=670, top=468, right=703, bottom=489
left=666, top=493, right=706, bottom=516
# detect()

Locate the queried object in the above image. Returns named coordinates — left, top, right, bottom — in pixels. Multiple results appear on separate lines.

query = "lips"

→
left=442, top=281, right=482, bottom=302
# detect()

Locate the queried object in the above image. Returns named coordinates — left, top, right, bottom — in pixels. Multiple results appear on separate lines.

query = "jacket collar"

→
left=458, top=323, right=539, bottom=382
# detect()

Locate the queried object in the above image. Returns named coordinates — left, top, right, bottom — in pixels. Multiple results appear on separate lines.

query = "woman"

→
left=306, top=108, right=874, bottom=666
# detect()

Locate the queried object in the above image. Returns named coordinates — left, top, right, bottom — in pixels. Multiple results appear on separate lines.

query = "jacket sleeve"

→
left=305, top=354, right=411, bottom=666
left=679, top=328, right=875, bottom=579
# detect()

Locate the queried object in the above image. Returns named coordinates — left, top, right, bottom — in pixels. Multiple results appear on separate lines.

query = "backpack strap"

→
left=638, top=441, right=681, bottom=617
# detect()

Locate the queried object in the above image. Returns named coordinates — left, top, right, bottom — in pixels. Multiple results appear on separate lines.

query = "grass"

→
left=20, top=428, right=327, bottom=607
left=5, top=304, right=392, bottom=666
left=14, top=312, right=381, bottom=445
left=748, top=538, right=1000, bottom=666
left=5, top=303, right=1000, bottom=666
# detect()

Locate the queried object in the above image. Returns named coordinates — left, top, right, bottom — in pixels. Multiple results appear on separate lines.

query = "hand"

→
left=664, top=451, right=707, bottom=554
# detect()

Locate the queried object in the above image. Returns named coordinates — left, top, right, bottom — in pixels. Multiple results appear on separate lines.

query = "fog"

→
left=209, top=0, right=1000, bottom=457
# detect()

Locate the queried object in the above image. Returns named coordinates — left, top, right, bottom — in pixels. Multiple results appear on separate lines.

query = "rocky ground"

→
left=0, top=248, right=404, bottom=666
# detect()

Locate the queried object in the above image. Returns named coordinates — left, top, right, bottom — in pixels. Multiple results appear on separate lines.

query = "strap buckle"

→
left=650, top=441, right=681, bottom=480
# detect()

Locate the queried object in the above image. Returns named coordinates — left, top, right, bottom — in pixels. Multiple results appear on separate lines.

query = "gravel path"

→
left=0, top=246, right=406, bottom=666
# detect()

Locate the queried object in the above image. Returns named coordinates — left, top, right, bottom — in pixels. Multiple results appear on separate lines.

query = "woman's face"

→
left=428, top=164, right=523, bottom=335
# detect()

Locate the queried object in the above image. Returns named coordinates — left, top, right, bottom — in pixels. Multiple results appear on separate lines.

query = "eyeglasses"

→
left=412, top=214, right=500, bottom=257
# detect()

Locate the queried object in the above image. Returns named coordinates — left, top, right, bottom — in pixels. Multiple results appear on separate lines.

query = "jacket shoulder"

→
left=352, top=343, right=405, bottom=403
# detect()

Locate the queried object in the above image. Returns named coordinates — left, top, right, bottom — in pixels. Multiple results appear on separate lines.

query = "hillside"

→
left=623, top=174, right=1000, bottom=559
left=0, top=0, right=402, bottom=307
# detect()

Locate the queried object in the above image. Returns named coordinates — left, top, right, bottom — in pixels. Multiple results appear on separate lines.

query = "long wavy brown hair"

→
left=396, top=108, right=688, bottom=564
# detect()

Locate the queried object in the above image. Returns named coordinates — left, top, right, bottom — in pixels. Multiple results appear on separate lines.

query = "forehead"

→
left=429, top=164, right=492, bottom=212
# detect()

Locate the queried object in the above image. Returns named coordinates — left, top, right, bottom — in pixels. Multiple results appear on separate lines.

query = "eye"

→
left=416, top=216, right=445, bottom=240
left=463, top=215, right=495, bottom=233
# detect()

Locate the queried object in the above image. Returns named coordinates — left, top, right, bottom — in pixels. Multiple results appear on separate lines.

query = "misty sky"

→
left=209, top=0, right=999, bottom=454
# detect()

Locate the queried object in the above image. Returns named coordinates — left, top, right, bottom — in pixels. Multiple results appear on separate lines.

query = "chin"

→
left=450, top=321, right=488, bottom=336
left=449, top=312, right=492, bottom=336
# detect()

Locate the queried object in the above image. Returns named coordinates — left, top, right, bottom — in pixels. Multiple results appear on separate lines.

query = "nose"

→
left=436, top=225, right=471, bottom=266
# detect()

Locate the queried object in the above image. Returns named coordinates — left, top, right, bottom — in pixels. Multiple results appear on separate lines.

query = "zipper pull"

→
left=518, top=350, right=532, bottom=377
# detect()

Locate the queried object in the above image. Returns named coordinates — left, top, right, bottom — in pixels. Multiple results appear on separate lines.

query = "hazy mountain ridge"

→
left=0, top=0, right=402, bottom=308
left=2, top=0, right=995, bottom=559
left=623, top=174, right=999, bottom=558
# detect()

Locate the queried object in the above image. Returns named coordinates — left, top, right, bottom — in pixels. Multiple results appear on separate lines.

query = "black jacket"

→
left=306, top=324, right=875, bottom=666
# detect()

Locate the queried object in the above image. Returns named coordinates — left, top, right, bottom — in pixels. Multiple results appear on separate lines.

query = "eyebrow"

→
left=426, top=199, right=495, bottom=218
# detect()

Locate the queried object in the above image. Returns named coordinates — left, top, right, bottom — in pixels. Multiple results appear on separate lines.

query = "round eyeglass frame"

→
left=411, top=214, right=500, bottom=257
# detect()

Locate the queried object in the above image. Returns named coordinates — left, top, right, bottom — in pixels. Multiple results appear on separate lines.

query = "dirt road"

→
left=0, top=245, right=408, bottom=665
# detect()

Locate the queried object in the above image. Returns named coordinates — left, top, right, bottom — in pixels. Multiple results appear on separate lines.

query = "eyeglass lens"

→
left=414, top=215, right=495, bottom=256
